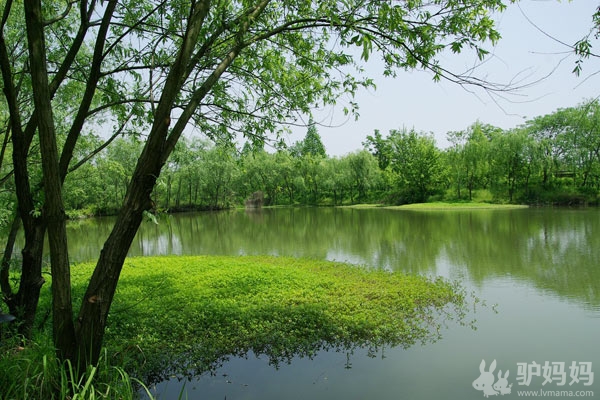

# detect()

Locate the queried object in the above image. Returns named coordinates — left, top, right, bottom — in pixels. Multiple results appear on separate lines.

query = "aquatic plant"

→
left=79, top=256, right=473, bottom=381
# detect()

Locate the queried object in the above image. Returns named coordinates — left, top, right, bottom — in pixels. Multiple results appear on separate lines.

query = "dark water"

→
left=39, top=208, right=600, bottom=399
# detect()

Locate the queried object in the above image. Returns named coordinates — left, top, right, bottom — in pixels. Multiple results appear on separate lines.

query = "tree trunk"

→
left=71, top=0, right=213, bottom=362
left=74, top=145, right=161, bottom=369
left=176, top=176, right=182, bottom=207
left=0, top=215, right=44, bottom=341
left=1, top=51, right=46, bottom=341
left=0, top=2, right=42, bottom=338
left=0, top=214, right=20, bottom=305
left=25, top=0, right=76, bottom=359
left=166, top=174, right=172, bottom=208
left=11, top=225, right=45, bottom=338
left=188, top=173, right=193, bottom=206
left=72, top=0, right=251, bottom=367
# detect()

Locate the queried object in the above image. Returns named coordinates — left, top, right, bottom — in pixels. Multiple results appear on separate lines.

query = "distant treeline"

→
left=2, top=100, right=598, bottom=222
left=58, top=99, right=600, bottom=213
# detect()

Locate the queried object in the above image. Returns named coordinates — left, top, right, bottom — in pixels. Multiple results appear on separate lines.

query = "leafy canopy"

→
left=26, top=0, right=508, bottom=144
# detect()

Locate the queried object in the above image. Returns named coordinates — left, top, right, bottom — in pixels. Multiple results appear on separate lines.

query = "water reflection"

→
left=56, top=207, right=600, bottom=309
left=16, top=207, right=600, bottom=399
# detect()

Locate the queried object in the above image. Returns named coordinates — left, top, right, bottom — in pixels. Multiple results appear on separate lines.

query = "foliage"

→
left=0, top=335, right=152, bottom=400
left=573, top=5, right=600, bottom=76
left=442, top=100, right=600, bottom=205
left=55, top=97, right=600, bottom=214
left=295, top=120, right=327, bottom=158
left=51, top=255, right=471, bottom=382
left=364, top=129, right=392, bottom=170
left=363, top=128, right=443, bottom=204
left=447, top=122, right=497, bottom=200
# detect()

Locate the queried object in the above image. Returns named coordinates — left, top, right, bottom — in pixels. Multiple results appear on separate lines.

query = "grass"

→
left=344, top=202, right=528, bottom=210
left=389, top=202, right=529, bottom=210
left=0, top=336, right=152, bottom=399
left=3, top=255, right=474, bottom=396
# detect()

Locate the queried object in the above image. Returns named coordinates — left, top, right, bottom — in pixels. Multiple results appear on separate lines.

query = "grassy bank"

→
left=2, top=256, right=473, bottom=396
left=345, top=202, right=529, bottom=210
left=390, top=202, right=529, bottom=210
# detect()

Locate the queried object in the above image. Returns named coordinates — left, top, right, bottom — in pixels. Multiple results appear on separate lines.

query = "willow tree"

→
left=0, top=0, right=509, bottom=368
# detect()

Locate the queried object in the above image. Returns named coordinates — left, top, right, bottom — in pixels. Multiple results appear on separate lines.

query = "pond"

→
left=53, top=208, right=600, bottom=398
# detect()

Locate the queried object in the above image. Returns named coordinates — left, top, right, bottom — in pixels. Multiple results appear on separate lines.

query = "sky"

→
left=284, top=0, right=600, bottom=156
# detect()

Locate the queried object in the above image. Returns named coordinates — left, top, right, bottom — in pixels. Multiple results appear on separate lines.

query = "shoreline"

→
left=340, top=202, right=530, bottom=210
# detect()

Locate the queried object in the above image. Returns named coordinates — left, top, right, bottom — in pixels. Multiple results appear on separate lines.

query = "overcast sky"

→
left=284, top=0, right=600, bottom=156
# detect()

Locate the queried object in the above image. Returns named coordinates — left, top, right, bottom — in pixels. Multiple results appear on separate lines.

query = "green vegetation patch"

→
left=384, top=202, right=529, bottom=210
left=342, top=202, right=528, bottom=210
left=65, top=256, right=469, bottom=381
left=0, top=337, right=148, bottom=400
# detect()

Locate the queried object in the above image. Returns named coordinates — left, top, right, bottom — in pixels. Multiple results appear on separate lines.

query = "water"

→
left=31, top=207, right=600, bottom=399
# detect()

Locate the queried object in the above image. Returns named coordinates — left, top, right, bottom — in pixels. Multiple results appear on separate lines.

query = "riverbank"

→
left=1, top=255, right=472, bottom=397
left=342, top=202, right=529, bottom=210
left=66, top=200, right=596, bottom=221
left=63, top=201, right=530, bottom=220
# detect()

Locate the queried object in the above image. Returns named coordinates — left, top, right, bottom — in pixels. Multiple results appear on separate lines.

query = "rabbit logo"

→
left=493, top=370, right=512, bottom=395
left=472, top=359, right=512, bottom=397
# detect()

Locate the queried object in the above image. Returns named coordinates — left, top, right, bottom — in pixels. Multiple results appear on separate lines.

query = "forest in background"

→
left=2, top=98, right=599, bottom=225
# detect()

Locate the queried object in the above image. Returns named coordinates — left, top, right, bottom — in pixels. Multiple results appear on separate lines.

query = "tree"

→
left=489, top=129, right=529, bottom=202
left=388, top=129, right=442, bottom=203
left=447, top=122, right=497, bottom=200
left=164, top=137, right=208, bottom=209
left=523, top=111, right=569, bottom=189
left=345, top=150, right=380, bottom=203
left=0, top=0, right=509, bottom=369
left=300, top=120, right=327, bottom=158
left=240, top=149, right=282, bottom=205
left=321, top=157, right=348, bottom=205
left=296, top=153, right=324, bottom=204
left=197, top=145, right=238, bottom=209
left=524, top=100, right=600, bottom=195
left=364, top=129, right=392, bottom=170
left=274, top=150, right=301, bottom=205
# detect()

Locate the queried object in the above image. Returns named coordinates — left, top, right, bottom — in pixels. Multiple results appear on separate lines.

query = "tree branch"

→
left=43, top=0, right=76, bottom=26
left=59, top=0, right=118, bottom=180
